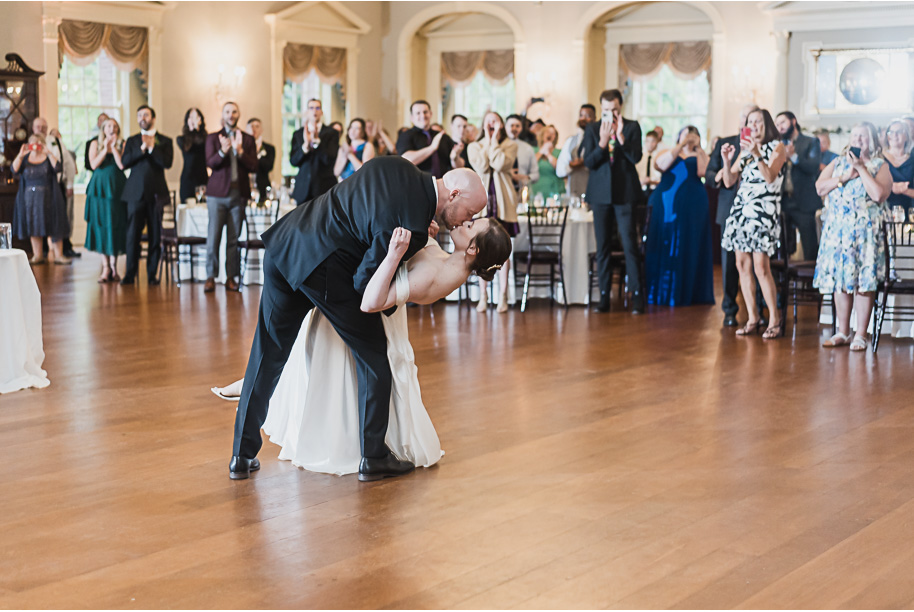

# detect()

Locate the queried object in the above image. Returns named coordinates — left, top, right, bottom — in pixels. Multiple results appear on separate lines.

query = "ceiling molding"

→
left=270, top=1, right=371, bottom=35
left=764, top=1, right=914, bottom=31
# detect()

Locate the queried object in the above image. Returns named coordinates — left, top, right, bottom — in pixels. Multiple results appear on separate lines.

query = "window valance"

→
left=283, top=43, right=346, bottom=84
left=58, top=20, right=148, bottom=72
left=620, top=41, right=711, bottom=81
left=441, top=50, right=514, bottom=86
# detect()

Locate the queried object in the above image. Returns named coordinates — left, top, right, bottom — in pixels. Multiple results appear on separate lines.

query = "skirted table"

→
left=0, top=249, right=50, bottom=393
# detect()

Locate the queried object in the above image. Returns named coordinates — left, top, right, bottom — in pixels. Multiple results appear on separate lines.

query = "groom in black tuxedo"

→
left=121, top=105, right=173, bottom=285
left=230, top=157, right=487, bottom=481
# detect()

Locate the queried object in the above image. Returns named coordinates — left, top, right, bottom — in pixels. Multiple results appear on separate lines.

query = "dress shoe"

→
left=592, top=293, right=610, bottom=313
left=723, top=314, right=739, bottom=327
left=358, top=451, right=415, bottom=482
left=204, top=278, right=216, bottom=293
left=119, top=275, right=136, bottom=286
left=229, top=456, right=261, bottom=480
left=630, top=292, right=645, bottom=315
left=148, top=277, right=160, bottom=286
left=63, top=249, right=81, bottom=258
left=224, top=278, right=240, bottom=292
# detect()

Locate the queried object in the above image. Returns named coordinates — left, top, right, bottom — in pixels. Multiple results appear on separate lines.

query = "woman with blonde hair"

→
left=814, top=122, right=893, bottom=351
left=531, top=124, right=564, bottom=199
left=84, top=118, right=128, bottom=281
left=469, top=110, right=518, bottom=313
left=883, top=119, right=914, bottom=215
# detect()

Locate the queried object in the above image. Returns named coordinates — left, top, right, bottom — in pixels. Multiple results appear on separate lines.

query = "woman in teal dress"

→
left=814, top=122, right=893, bottom=351
left=84, top=118, right=127, bottom=283
left=531, top=125, right=565, bottom=199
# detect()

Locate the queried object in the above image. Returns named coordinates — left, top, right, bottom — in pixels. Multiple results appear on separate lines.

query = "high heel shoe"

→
left=735, top=320, right=763, bottom=336
left=762, top=321, right=785, bottom=339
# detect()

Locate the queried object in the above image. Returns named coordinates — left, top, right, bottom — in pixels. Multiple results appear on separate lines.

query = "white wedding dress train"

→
left=260, top=265, right=444, bottom=476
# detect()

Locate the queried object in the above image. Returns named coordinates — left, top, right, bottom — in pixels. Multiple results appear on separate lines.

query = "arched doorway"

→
left=396, top=2, right=526, bottom=126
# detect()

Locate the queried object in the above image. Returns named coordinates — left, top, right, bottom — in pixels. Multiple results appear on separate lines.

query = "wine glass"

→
left=250, top=188, right=260, bottom=205
left=194, top=185, right=206, bottom=204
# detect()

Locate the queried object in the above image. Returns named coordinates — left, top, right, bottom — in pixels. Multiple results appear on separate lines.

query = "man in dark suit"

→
left=120, top=105, right=173, bottom=285
left=290, top=99, right=338, bottom=205
left=204, top=101, right=257, bottom=293
left=706, top=104, right=757, bottom=326
left=397, top=100, right=458, bottom=179
left=246, top=117, right=275, bottom=203
left=775, top=111, right=822, bottom=261
left=229, top=159, right=487, bottom=481
left=583, top=89, right=645, bottom=314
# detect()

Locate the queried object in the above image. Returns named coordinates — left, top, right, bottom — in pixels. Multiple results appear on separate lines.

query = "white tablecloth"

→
left=175, top=204, right=277, bottom=285
left=0, top=249, right=50, bottom=394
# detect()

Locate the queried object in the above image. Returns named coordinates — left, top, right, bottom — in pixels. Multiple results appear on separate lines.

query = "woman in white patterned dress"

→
left=214, top=219, right=512, bottom=476
left=813, top=122, right=893, bottom=351
left=720, top=108, right=787, bottom=339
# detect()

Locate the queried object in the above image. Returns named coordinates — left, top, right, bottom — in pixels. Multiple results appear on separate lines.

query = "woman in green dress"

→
left=531, top=125, right=565, bottom=200
left=84, top=118, right=127, bottom=282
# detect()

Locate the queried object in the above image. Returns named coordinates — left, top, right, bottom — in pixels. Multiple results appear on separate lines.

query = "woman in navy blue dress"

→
left=645, top=126, right=715, bottom=307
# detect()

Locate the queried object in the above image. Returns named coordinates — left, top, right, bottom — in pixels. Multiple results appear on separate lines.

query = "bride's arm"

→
left=360, top=228, right=411, bottom=313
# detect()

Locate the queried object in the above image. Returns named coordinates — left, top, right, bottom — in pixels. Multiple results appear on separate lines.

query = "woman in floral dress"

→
left=720, top=108, right=787, bottom=339
left=814, top=122, right=893, bottom=351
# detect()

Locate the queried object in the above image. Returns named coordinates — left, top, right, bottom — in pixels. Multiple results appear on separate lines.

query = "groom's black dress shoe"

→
left=358, top=452, right=415, bottom=482
left=229, top=456, right=261, bottom=480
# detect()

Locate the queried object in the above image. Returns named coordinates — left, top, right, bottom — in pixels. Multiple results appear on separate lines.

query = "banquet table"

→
left=0, top=249, right=50, bottom=394
left=446, top=208, right=597, bottom=306
left=175, top=204, right=281, bottom=285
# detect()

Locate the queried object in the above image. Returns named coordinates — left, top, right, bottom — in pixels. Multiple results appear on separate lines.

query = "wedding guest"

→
left=469, top=110, right=518, bottom=314
left=11, top=134, right=70, bottom=264
left=816, top=129, right=838, bottom=171
left=334, top=118, right=375, bottom=181
left=204, top=101, right=257, bottom=293
left=720, top=108, right=787, bottom=339
left=645, top=126, right=714, bottom=306
left=815, top=122, right=893, bottom=351
left=366, top=119, right=396, bottom=156
left=33, top=118, right=78, bottom=258
left=635, top=130, right=662, bottom=194
left=330, top=121, right=343, bottom=135
left=290, top=99, right=339, bottom=205
left=556, top=103, right=596, bottom=198
left=397, top=100, right=455, bottom=178
left=583, top=89, right=645, bottom=314
left=883, top=119, right=914, bottom=215
left=84, top=112, right=109, bottom=171
left=464, top=123, right=479, bottom=145
left=532, top=125, right=564, bottom=199
left=524, top=118, right=545, bottom=148
left=246, top=117, right=275, bottom=202
left=121, top=104, right=173, bottom=286
left=653, top=126, right=665, bottom=145
left=449, top=114, right=468, bottom=169
left=84, top=118, right=127, bottom=282
left=707, top=104, right=759, bottom=327
left=775, top=111, right=822, bottom=260
left=505, top=114, right=539, bottom=196
left=176, top=107, right=207, bottom=202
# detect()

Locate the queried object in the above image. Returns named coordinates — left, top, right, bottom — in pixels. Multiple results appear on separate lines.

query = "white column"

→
left=773, top=30, right=791, bottom=113
left=40, top=4, right=61, bottom=123
left=147, top=25, right=163, bottom=124
left=709, top=31, right=727, bottom=139
left=513, top=41, right=528, bottom=111
left=347, top=45, right=359, bottom=124
left=604, top=39, right=619, bottom=91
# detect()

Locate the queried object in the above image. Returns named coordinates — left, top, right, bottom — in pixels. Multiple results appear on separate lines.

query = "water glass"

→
left=908, top=208, right=914, bottom=225
left=0, top=223, right=11, bottom=249
left=250, top=188, right=260, bottom=205
left=892, top=205, right=906, bottom=223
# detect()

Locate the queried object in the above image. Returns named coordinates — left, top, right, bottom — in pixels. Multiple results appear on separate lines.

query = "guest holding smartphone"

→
left=176, top=108, right=207, bottom=202
left=814, top=122, right=893, bottom=351
left=883, top=119, right=914, bottom=215
left=84, top=118, right=127, bottom=282
left=11, top=135, right=70, bottom=264
left=720, top=109, right=786, bottom=339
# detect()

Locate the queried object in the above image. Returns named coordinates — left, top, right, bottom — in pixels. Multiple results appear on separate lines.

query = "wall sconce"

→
left=214, top=64, right=246, bottom=104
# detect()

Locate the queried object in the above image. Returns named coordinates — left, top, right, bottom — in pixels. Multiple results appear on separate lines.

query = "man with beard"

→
left=121, top=105, right=173, bottom=285
left=556, top=103, right=596, bottom=198
left=775, top=110, right=822, bottom=260
left=204, top=101, right=257, bottom=292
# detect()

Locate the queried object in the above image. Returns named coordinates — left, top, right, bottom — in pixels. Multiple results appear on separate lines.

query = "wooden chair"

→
left=160, top=192, right=206, bottom=286
left=769, top=213, right=831, bottom=331
left=873, top=220, right=914, bottom=352
left=519, top=204, right=569, bottom=312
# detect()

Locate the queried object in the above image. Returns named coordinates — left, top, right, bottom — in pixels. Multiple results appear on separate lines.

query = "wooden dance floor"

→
left=3, top=259, right=914, bottom=609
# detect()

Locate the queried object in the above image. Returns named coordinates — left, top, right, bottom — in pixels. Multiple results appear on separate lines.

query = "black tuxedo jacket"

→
left=706, top=134, right=741, bottom=226
left=290, top=124, right=339, bottom=204
left=254, top=141, right=276, bottom=196
left=121, top=132, right=174, bottom=202
left=396, top=126, right=455, bottom=177
left=583, top=118, right=643, bottom=205
left=782, top=133, right=822, bottom=213
left=263, top=156, right=437, bottom=295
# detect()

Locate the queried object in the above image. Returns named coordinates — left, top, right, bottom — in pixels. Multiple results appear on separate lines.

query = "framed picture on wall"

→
left=801, top=43, right=914, bottom=119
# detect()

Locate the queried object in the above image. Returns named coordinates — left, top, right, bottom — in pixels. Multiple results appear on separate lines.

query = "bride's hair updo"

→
left=470, top=221, right=512, bottom=282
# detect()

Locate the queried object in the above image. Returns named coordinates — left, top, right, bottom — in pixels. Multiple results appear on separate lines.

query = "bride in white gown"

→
left=214, top=218, right=512, bottom=476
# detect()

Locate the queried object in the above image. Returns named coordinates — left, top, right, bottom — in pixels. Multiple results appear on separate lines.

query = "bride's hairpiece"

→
left=485, top=264, right=502, bottom=272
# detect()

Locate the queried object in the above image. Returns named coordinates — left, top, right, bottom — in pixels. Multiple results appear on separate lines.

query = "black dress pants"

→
left=125, top=195, right=166, bottom=280
left=720, top=245, right=740, bottom=316
left=232, top=251, right=391, bottom=460
left=783, top=206, right=819, bottom=261
left=592, top=203, right=642, bottom=296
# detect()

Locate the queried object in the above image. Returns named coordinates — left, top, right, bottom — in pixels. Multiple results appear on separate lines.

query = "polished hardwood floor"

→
left=2, top=257, right=914, bottom=609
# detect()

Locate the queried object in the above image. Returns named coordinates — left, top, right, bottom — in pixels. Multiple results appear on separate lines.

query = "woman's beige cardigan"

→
left=468, top=136, right=518, bottom=223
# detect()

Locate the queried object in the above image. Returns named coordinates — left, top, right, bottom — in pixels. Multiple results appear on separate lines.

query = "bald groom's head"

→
left=437, top=168, right=487, bottom=229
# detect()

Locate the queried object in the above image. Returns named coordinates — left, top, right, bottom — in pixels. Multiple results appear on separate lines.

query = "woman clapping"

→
left=84, top=118, right=128, bottom=282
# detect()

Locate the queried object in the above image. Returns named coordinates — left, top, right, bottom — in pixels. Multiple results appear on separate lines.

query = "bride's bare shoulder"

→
left=405, top=245, right=465, bottom=304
